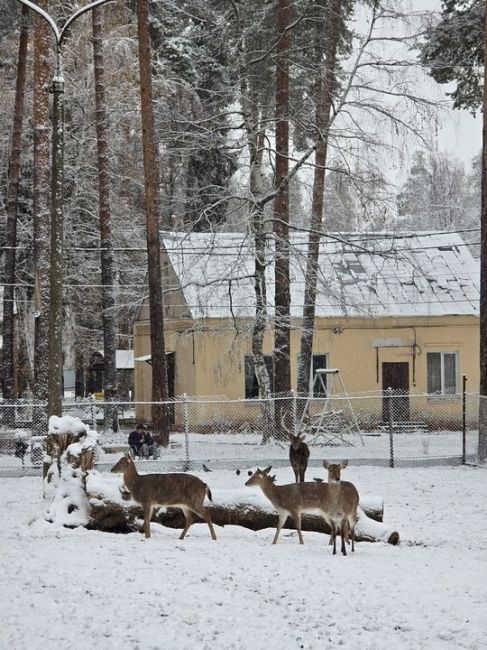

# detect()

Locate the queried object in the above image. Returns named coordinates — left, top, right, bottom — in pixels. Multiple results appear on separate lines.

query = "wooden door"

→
left=382, top=362, right=410, bottom=423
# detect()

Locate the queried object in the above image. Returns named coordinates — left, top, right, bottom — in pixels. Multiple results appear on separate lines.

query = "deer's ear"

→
left=341, top=460, right=348, bottom=469
left=263, top=466, right=272, bottom=474
left=323, top=460, right=329, bottom=469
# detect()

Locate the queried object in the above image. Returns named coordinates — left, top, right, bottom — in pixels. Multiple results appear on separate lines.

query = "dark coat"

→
left=128, top=429, right=154, bottom=451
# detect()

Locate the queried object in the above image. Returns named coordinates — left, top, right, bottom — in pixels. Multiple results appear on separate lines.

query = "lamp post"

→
left=17, top=0, right=113, bottom=416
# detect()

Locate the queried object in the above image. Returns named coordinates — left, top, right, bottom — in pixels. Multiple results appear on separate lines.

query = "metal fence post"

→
left=387, top=387, right=394, bottom=468
left=462, top=375, right=467, bottom=464
left=90, top=397, right=96, bottom=430
left=183, top=393, right=190, bottom=471
left=291, top=390, right=297, bottom=436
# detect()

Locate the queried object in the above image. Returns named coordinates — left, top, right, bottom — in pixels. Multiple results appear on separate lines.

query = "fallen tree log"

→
left=153, top=503, right=399, bottom=545
left=86, top=482, right=399, bottom=545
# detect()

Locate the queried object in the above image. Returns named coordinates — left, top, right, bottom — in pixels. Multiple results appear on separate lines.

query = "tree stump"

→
left=43, top=417, right=99, bottom=527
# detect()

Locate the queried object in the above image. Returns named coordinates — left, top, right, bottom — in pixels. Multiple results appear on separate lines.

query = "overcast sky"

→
left=409, top=0, right=482, bottom=166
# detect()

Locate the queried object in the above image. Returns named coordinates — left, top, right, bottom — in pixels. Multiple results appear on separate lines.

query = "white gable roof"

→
left=160, top=231, right=479, bottom=319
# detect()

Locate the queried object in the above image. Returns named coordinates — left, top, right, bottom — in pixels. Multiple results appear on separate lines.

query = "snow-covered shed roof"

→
left=96, top=350, right=134, bottom=370
left=159, top=231, right=479, bottom=320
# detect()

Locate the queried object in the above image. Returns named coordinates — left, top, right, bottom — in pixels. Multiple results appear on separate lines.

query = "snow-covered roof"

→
left=97, top=350, right=134, bottom=370
left=116, top=350, right=134, bottom=370
left=160, top=231, right=479, bottom=319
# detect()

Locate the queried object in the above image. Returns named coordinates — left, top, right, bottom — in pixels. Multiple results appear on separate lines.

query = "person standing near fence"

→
left=128, top=423, right=159, bottom=459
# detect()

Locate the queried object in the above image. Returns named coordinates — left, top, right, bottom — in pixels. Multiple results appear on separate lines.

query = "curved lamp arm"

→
left=17, top=0, right=113, bottom=46
left=17, top=0, right=60, bottom=41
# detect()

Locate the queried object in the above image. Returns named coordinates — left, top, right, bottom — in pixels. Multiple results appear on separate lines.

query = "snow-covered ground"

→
left=1, top=463, right=486, bottom=650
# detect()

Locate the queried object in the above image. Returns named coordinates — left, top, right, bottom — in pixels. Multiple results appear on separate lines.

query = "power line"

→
left=0, top=227, right=481, bottom=254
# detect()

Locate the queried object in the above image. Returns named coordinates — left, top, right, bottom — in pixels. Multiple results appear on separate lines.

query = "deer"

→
left=245, top=466, right=331, bottom=545
left=111, top=452, right=217, bottom=541
left=323, top=459, right=359, bottom=556
left=281, top=413, right=310, bottom=482
left=289, top=432, right=310, bottom=483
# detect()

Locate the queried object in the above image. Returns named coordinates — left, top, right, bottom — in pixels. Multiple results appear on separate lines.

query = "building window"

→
left=427, top=352, right=458, bottom=395
left=244, top=355, right=274, bottom=399
left=312, top=354, right=328, bottom=396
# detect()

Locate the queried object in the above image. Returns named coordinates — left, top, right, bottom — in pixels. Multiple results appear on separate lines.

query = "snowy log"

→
left=152, top=501, right=399, bottom=545
left=85, top=478, right=399, bottom=544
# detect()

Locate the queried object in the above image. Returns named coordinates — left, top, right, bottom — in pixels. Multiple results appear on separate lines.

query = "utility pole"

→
left=17, top=0, right=113, bottom=417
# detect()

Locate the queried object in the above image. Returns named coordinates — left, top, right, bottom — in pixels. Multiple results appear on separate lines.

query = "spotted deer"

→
left=245, top=466, right=331, bottom=545
left=111, top=453, right=217, bottom=540
left=323, top=459, right=359, bottom=555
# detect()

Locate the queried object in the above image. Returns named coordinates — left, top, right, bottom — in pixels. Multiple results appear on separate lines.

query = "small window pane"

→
left=427, top=352, right=457, bottom=395
left=244, top=355, right=274, bottom=399
left=444, top=353, right=457, bottom=394
left=312, top=355, right=328, bottom=397
left=244, top=356, right=257, bottom=399
left=427, top=353, right=441, bottom=394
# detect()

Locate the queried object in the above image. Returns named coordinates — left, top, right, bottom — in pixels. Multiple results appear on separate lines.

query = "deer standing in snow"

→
left=245, top=466, right=331, bottom=545
left=281, top=413, right=310, bottom=482
left=288, top=432, right=310, bottom=483
left=111, top=453, right=217, bottom=540
left=323, top=459, right=359, bottom=555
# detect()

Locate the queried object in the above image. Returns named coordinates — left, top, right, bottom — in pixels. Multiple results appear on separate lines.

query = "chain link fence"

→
left=0, top=391, right=481, bottom=477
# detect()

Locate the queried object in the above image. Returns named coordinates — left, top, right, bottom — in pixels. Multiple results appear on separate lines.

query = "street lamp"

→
left=17, top=0, right=113, bottom=416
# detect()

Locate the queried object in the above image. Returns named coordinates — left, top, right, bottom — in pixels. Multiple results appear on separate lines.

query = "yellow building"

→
left=133, top=231, right=479, bottom=429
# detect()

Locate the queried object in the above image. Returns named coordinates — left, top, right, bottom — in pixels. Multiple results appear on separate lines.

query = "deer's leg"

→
left=340, top=521, right=347, bottom=556
left=191, top=505, right=217, bottom=541
left=349, top=517, right=355, bottom=552
left=330, top=522, right=337, bottom=555
left=179, top=507, right=193, bottom=540
left=273, top=511, right=288, bottom=544
left=293, top=511, right=304, bottom=544
left=143, top=504, right=153, bottom=538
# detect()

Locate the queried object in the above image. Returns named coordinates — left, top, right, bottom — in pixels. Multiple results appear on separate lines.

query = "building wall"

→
left=133, top=314, right=479, bottom=427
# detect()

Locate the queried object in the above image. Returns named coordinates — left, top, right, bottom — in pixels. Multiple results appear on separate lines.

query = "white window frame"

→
left=426, top=351, right=459, bottom=397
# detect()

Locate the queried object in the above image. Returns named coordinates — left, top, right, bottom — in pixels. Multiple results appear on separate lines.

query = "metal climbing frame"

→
left=300, top=369, right=364, bottom=447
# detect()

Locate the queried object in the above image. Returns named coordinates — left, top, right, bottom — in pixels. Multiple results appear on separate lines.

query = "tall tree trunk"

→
left=232, top=2, right=274, bottom=443
left=479, top=0, right=487, bottom=464
left=273, top=0, right=292, bottom=439
left=296, top=0, right=342, bottom=424
left=136, top=0, right=169, bottom=445
left=32, top=0, right=51, bottom=433
left=92, top=7, right=118, bottom=433
left=2, top=4, right=29, bottom=413
left=47, top=45, right=65, bottom=418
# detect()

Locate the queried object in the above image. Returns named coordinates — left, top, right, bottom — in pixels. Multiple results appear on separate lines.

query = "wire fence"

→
left=0, top=391, right=481, bottom=477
